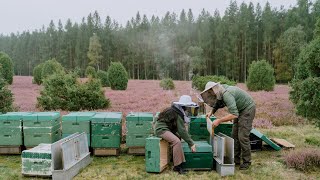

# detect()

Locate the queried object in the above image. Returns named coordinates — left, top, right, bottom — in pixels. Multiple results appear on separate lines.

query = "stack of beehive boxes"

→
left=126, top=112, right=153, bottom=154
left=189, top=115, right=233, bottom=142
left=21, top=143, right=52, bottom=177
left=62, top=112, right=96, bottom=147
left=0, top=112, right=32, bottom=154
left=23, top=112, right=61, bottom=148
left=91, top=112, right=122, bottom=156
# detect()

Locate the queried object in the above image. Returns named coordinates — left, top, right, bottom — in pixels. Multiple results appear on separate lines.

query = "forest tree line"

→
left=0, top=0, right=319, bottom=82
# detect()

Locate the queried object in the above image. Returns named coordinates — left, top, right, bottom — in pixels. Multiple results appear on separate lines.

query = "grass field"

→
left=1, top=76, right=320, bottom=179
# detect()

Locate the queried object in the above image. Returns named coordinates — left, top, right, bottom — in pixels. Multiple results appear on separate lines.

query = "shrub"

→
left=97, top=70, right=109, bottom=87
left=41, top=59, right=65, bottom=81
left=285, top=148, right=320, bottom=171
left=290, top=36, right=320, bottom=128
left=37, top=73, right=110, bottom=111
left=32, top=63, right=44, bottom=85
left=192, top=75, right=236, bottom=91
left=0, top=52, right=14, bottom=84
left=246, top=60, right=275, bottom=91
left=305, top=136, right=320, bottom=147
left=160, top=78, right=175, bottom=90
left=107, top=62, right=128, bottom=90
left=85, top=66, right=97, bottom=78
left=0, top=76, right=14, bottom=113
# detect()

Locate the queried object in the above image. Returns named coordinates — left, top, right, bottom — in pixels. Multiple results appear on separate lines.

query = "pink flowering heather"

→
left=9, top=77, right=303, bottom=128
left=285, top=148, right=320, bottom=172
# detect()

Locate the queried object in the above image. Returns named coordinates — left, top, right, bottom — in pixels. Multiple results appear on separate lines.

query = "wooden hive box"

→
left=145, top=137, right=169, bottom=173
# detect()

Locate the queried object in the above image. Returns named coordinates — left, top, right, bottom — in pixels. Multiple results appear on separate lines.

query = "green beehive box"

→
left=191, top=135, right=210, bottom=143
left=62, top=133, right=91, bottom=146
left=250, top=128, right=281, bottom=151
left=91, top=112, right=122, bottom=135
left=189, top=115, right=233, bottom=137
left=126, top=112, right=153, bottom=134
left=22, top=143, right=52, bottom=176
left=0, top=131, right=23, bottom=146
left=126, top=134, right=151, bottom=147
left=91, top=135, right=121, bottom=148
left=24, top=128, right=61, bottom=147
left=24, top=124, right=61, bottom=134
left=0, top=112, right=32, bottom=127
left=23, top=112, right=60, bottom=127
left=182, top=141, right=213, bottom=170
left=145, top=137, right=169, bottom=173
left=62, top=112, right=96, bottom=134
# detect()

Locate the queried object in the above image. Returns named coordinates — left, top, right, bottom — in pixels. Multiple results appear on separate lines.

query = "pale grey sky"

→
left=0, top=0, right=297, bottom=35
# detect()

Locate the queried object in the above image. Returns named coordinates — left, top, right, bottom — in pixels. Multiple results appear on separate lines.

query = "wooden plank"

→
left=93, top=148, right=120, bottom=156
left=128, top=147, right=145, bottom=155
left=159, top=139, right=169, bottom=171
left=0, top=146, right=22, bottom=154
left=271, top=138, right=295, bottom=148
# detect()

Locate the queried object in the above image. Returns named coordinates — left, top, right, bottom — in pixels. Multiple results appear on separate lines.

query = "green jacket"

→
left=154, top=115, right=194, bottom=147
left=221, top=84, right=255, bottom=116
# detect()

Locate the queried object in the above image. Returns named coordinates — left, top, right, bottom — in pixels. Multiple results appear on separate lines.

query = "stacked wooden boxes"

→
left=91, top=112, right=123, bottom=156
left=181, top=141, right=213, bottom=170
left=0, top=112, right=32, bottom=154
left=126, top=112, right=153, bottom=154
left=145, top=137, right=169, bottom=173
left=22, top=143, right=53, bottom=177
left=23, top=112, right=61, bottom=148
left=189, top=115, right=233, bottom=142
left=62, top=112, right=96, bottom=147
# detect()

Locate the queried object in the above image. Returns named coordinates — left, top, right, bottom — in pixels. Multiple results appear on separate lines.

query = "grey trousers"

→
left=160, top=131, right=185, bottom=166
left=232, top=105, right=256, bottom=164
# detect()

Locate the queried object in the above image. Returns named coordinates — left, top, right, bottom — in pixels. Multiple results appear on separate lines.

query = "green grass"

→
left=1, top=125, right=320, bottom=179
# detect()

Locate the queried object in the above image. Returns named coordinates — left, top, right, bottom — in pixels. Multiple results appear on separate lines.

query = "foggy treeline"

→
left=0, top=0, right=319, bottom=82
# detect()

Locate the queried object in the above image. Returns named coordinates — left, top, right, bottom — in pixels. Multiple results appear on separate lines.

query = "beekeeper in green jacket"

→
left=154, top=95, right=197, bottom=174
left=200, top=81, right=256, bottom=170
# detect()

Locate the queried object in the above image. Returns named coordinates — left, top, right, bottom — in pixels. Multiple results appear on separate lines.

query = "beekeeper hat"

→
left=172, top=95, right=198, bottom=107
left=200, top=81, right=219, bottom=95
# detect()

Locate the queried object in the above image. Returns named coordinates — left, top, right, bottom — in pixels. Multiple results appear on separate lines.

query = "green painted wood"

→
left=191, top=135, right=210, bottom=143
left=182, top=152, right=213, bottom=170
left=91, top=123, right=121, bottom=135
left=24, top=129, right=61, bottom=147
left=91, top=112, right=122, bottom=135
left=126, top=134, right=151, bottom=147
left=126, top=121, right=153, bottom=134
left=91, top=135, right=121, bottom=148
left=250, top=129, right=281, bottom=151
left=0, top=112, right=32, bottom=127
left=126, top=112, right=153, bottom=122
left=91, top=112, right=122, bottom=123
left=189, top=116, right=233, bottom=137
left=22, top=144, right=51, bottom=159
left=182, top=141, right=212, bottom=153
left=62, top=121, right=90, bottom=134
left=0, top=126, right=22, bottom=133
left=62, top=133, right=90, bottom=146
left=0, top=132, right=23, bottom=146
left=24, top=124, right=60, bottom=134
left=23, top=112, right=61, bottom=127
left=62, top=112, right=96, bottom=122
left=145, top=136, right=169, bottom=173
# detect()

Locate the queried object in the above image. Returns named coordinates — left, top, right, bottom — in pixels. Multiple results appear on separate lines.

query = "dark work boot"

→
left=239, top=162, right=251, bottom=170
left=173, top=165, right=188, bottom=174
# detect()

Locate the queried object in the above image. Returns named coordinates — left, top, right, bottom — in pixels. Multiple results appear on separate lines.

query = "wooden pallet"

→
left=93, top=148, right=120, bottom=156
left=0, top=146, right=23, bottom=155
left=128, top=147, right=145, bottom=155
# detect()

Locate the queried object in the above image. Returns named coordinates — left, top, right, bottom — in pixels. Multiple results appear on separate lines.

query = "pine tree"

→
left=87, top=33, right=103, bottom=70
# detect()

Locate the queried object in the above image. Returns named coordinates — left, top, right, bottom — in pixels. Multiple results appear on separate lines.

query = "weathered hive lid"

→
left=91, top=112, right=122, bottom=123
left=250, top=128, right=281, bottom=151
left=182, top=141, right=212, bottom=153
left=62, top=112, right=96, bottom=122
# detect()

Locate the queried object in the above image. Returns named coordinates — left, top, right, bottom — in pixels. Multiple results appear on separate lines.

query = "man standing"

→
left=200, top=81, right=256, bottom=170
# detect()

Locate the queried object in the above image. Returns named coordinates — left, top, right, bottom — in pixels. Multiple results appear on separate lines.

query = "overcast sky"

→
left=0, top=0, right=297, bottom=35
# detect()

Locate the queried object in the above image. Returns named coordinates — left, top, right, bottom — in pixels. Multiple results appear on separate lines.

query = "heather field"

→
left=1, top=76, right=320, bottom=179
